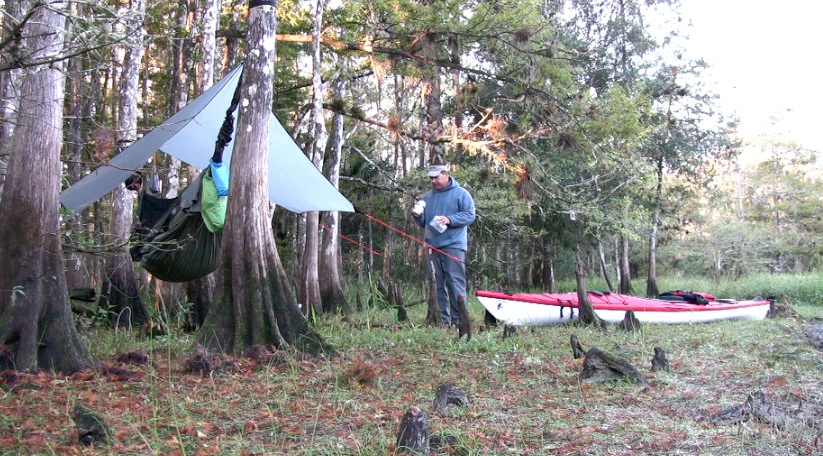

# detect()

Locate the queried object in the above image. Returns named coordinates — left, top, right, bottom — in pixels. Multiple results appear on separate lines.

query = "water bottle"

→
left=412, top=200, right=426, bottom=216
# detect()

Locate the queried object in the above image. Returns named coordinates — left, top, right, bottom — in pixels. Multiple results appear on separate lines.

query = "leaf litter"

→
left=0, top=314, right=822, bottom=455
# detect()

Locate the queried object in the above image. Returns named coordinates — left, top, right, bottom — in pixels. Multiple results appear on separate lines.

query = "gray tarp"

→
left=59, top=65, right=355, bottom=214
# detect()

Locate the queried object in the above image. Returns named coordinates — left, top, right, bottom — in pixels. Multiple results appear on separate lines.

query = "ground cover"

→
left=1, top=302, right=822, bottom=455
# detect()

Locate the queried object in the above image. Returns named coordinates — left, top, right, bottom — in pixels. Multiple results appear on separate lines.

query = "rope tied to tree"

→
left=361, top=212, right=463, bottom=264
left=211, top=69, right=244, bottom=164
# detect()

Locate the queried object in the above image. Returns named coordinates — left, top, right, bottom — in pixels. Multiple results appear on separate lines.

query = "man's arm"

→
left=447, top=189, right=476, bottom=227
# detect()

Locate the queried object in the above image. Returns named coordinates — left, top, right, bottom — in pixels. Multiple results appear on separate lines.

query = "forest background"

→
left=0, top=0, right=820, bottom=340
left=2, top=0, right=823, bottom=454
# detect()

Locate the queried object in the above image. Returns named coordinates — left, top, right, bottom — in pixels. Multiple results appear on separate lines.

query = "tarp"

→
left=59, top=65, right=355, bottom=214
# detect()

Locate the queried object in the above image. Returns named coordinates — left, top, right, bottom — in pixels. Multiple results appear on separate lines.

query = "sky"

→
left=673, top=0, right=823, bottom=153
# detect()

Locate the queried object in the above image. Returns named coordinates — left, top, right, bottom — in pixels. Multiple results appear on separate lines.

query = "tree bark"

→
left=297, top=0, right=327, bottom=318
left=184, top=8, right=222, bottom=330
left=580, top=347, right=649, bottom=388
left=597, top=240, right=614, bottom=291
left=319, top=80, right=350, bottom=315
left=185, top=274, right=214, bottom=330
left=575, top=246, right=604, bottom=328
left=650, top=346, right=669, bottom=372
left=618, top=235, right=632, bottom=294
left=64, top=42, right=96, bottom=293
left=646, top=157, right=663, bottom=298
left=150, top=11, right=190, bottom=319
left=570, top=334, right=586, bottom=359
left=433, top=384, right=468, bottom=412
left=198, top=0, right=218, bottom=91
left=199, top=0, right=332, bottom=356
left=0, top=0, right=21, bottom=197
left=422, top=35, right=445, bottom=164
left=541, top=234, right=556, bottom=292
left=618, top=309, right=641, bottom=332
left=396, top=406, right=429, bottom=454
left=424, top=259, right=440, bottom=326
left=102, top=0, right=149, bottom=328
left=0, top=0, right=92, bottom=372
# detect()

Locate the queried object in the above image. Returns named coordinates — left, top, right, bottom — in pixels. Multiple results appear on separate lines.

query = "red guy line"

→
left=363, top=213, right=463, bottom=263
left=319, top=223, right=381, bottom=256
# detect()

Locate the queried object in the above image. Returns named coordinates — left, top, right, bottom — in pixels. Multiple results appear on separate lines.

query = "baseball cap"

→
left=427, top=164, right=449, bottom=177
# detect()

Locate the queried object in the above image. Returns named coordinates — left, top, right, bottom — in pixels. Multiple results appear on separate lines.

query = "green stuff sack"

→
left=201, top=169, right=228, bottom=233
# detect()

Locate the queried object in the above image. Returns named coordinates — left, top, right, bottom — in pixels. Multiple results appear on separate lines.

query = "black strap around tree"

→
left=249, top=0, right=277, bottom=8
left=211, top=69, right=244, bottom=164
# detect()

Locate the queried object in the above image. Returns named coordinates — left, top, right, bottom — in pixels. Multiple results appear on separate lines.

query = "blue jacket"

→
left=415, top=177, right=476, bottom=250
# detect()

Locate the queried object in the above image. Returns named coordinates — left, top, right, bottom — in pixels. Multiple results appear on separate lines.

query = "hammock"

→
left=131, top=169, right=223, bottom=282
left=129, top=71, right=240, bottom=282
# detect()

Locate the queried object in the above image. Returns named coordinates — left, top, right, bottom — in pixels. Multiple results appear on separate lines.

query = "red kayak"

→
left=475, top=290, right=772, bottom=326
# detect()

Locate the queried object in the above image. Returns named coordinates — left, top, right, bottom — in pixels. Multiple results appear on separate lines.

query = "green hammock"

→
left=136, top=170, right=223, bottom=282
left=129, top=70, right=241, bottom=282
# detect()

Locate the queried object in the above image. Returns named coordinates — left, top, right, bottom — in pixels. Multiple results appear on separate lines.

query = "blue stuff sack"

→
left=209, top=159, right=230, bottom=196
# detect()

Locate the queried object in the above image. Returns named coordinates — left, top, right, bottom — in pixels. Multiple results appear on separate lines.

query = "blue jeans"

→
left=425, top=247, right=467, bottom=325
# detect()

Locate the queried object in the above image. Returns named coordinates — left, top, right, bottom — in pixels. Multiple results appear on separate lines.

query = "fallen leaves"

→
left=1, top=319, right=821, bottom=455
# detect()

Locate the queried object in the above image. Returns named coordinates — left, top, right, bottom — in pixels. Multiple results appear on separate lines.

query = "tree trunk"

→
left=151, top=7, right=191, bottom=320
left=198, top=0, right=218, bottom=91
left=319, top=80, right=350, bottom=315
left=0, top=0, right=92, bottom=372
left=618, top=235, right=632, bottom=294
left=184, top=9, right=222, bottom=329
left=103, top=0, right=149, bottom=328
left=223, top=2, right=244, bottom=68
left=541, top=234, right=556, bottom=292
left=297, top=0, right=328, bottom=319
left=646, top=158, right=662, bottom=298
left=575, top=246, right=603, bottom=328
left=299, top=212, right=322, bottom=318
left=521, top=240, right=535, bottom=286
left=199, top=0, right=332, bottom=356
left=597, top=240, right=614, bottom=291
left=421, top=33, right=444, bottom=165
left=425, top=260, right=440, bottom=326
left=186, top=274, right=214, bottom=330
left=64, top=48, right=95, bottom=293
left=0, top=0, right=22, bottom=198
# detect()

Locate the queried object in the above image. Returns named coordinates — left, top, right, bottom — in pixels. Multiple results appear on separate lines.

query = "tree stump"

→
left=183, top=353, right=212, bottom=376
left=745, top=390, right=796, bottom=429
left=117, top=351, right=151, bottom=366
left=433, top=384, right=469, bottom=413
left=570, top=334, right=587, bottom=359
left=424, top=263, right=440, bottom=326
left=503, top=325, right=517, bottom=338
left=483, top=309, right=498, bottom=328
left=457, top=294, right=471, bottom=341
left=579, top=347, right=649, bottom=388
left=71, top=404, right=112, bottom=447
left=618, top=309, right=641, bottom=332
left=709, top=390, right=821, bottom=430
left=396, top=406, right=429, bottom=454
left=650, top=346, right=670, bottom=372
left=773, top=293, right=804, bottom=320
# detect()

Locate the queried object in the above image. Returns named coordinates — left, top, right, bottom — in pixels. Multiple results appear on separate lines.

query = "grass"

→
left=1, top=283, right=823, bottom=455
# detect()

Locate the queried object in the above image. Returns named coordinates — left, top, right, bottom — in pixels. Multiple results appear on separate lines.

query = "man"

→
left=411, top=163, right=476, bottom=326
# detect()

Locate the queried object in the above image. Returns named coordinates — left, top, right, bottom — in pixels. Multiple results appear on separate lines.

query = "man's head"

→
left=427, top=164, right=450, bottom=190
